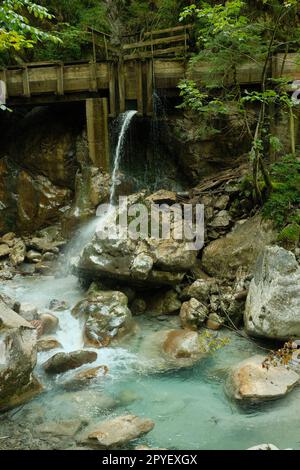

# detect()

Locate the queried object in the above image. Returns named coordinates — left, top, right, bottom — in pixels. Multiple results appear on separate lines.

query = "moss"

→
left=278, top=223, right=300, bottom=244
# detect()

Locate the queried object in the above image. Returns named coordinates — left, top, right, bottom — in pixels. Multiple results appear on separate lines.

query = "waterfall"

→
left=110, top=110, right=137, bottom=205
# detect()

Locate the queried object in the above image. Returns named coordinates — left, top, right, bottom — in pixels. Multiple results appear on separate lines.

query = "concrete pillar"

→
left=86, top=98, right=110, bottom=172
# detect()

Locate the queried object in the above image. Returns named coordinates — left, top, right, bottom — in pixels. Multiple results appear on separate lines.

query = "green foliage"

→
left=177, top=79, right=228, bottom=115
left=262, top=156, right=300, bottom=228
left=0, top=0, right=60, bottom=52
left=278, top=223, right=300, bottom=244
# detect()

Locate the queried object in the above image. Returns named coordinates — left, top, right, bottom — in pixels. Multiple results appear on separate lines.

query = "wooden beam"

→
left=146, top=60, right=153, bottom=116
left=0, top=68, right=8, bottom=98
left=118, top=62, right=126, bottom=113
left=86, top=98, right=110, bottom=172
left=136, top=61, right=143, bottom=116
left=124, top=46, right=186, bottom=61
left=109, top=62, right=116, bottom=117
left=143, top=24, right=194, bottom=38
left=123, top=34, right=188, bottom=51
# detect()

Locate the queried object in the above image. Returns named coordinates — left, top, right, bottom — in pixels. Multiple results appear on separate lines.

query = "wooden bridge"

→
left=1, top=21, right=299, bottom=173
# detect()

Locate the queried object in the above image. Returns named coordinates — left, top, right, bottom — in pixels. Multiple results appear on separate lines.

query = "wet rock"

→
left=206, top=313, right=224, bottom=330
left=39, top=312, right=59, bottom=335
left=63, top=366, right=108, bottom=390
left=26, top=237, right=64, bottom=254
left=42, top=252, right=56, bottom=262
left=202, top=215, right=277, bottom=279
left=0, top=293, right=18, bottom=311
left=135, top=445, right=168, bottom=450
left=37, top=336, right=62, bottom=352
left=49, top=299, right=69, bottom=312
left=0, top=244, right=10, bottom=258
left=9, top=239, right=26, bottom=266
left=1, top=232, right=16, bottom=245
left=225, top=355, right=299, bottom=402
left=245, top=246, right=300, bottom=340
left=116, top=389, right=141, bottom=406
left=131, top=298, right=147, bottom=316
left=138, top=329, right=207, bottom=372
left=72, top=290, right=133, bottom=348
left=43, top=350, right=97, bottom=374
left=35, top=420, right=85, bottom=438
left=146, top=190, right=177, bottom=205
left=180, top=298, right=208, bottom=330
left=0, top=300, right=42, bottom=411
left=74, top=193, right=197, bottom=287
left=26, top=250, right=42, bottom=263
left=0, top=269, right=14, bottom=280
left=18, top=303, right=38, bottom=322
left=209, top=210, right=231, bottom=228
left=35, top=261, right=53, bottom=275
left=184, top=278, right=218, bottom=303
left=146, top=289, right=181, bottom=315
left=79, top=415, right=154, bottom=449
left=18, top=263, right=36, bottom=275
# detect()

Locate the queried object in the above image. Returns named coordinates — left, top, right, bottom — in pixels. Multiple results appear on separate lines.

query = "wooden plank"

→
left=118, top=62, right=126, bottom=113
left=23, top=66, right=30, bottom=97
left=146, top=60, right=153, bottom=115
left=124, top=46, right=186, bottom=61
left=123, top=34, right=187, bottom=51
left=86, top=98, right=110, bottom=172
left=109, top=62, right=116, bottom=117
left=143, top=24, right=193, bottom=38
left=136, top=61, right=143, bottom=116
left=56, top=63, right=64, bottom=95
left=0, top=68, right=8, bottom=98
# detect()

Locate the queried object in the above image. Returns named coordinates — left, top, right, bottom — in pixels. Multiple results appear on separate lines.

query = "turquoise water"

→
left=0, top=275, right=299, bottom=450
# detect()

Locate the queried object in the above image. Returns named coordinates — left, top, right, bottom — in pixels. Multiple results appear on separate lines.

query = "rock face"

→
left=202, top=215, right=277, bottom=279
left=72, top=288, right=133, bottom=348
left=0, top=157, right=72, bottom=234
left=0, top=300, right=42, bottom=411
left=73, top=194, right=197, bottom=287
left=245, top=246, right=300, bottom=340
left=43, top=350, right=97, bottom=374
left=80, top=415, right=154, bottom=449
left=225, top=355, right=299, bottom=402
left=145, top=289, right=181, bottom=315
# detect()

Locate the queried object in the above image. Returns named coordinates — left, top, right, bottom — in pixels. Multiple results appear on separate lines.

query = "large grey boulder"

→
left=73, top=193, right=197, bottom=287
left=202, top=215, right=277, bottom=279
left=0, top=301, right=42, bottom=411
left=245, top=246, right=300, bottom=340
left=225, top=355, right=299, bottom=402
left=72, top=286, right=134, bottom=348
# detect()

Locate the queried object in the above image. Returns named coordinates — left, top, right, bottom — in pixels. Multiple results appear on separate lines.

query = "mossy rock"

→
left=278, top=223, right=300, bottom=245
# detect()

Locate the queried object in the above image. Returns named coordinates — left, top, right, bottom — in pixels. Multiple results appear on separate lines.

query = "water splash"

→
left=110, top=110, right=137, bottom=205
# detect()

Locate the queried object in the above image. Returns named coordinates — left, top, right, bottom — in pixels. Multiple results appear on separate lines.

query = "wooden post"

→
left=89, top=61, right=98, bottom=92
left=118, top=62, right=126, bottom=113
left=146, top=60, right=153, bottom=115
left=86, top=98, right=110, bottom=172
left=23, top=66, right=31, bottom=98
left=136, top=61, right=143, bottom=116
left=57, top=62, right=64, bottom=96
left=109, top=62, right=116, bottom=117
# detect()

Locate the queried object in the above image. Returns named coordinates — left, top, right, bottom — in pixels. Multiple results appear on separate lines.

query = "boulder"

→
left=247, top=444, right=279, bottom=451
left=63, top=365, right=108, bottom=391
left=39, top=312, right=59, bottom=335
left=130, top=298, right=147, bottom=316
left=72, top=289, right=134, bottom=348
left=37, top=337, right=62, bottom=352
left=73, top=193, right=197, bottom=287
left=202, top=215, right=277, bottom=279
left=184, top=278, right=218, bottom=303
left=43, top=350, right=97, bottom=374
left=225, top=355, right=299, bottom=402
left=244, top=246, right=300, bottom=340
left=26, top=250, right=42, bottom=263
left=145, top=289, right=181, bottom=315
left=138, top=329, right=208, bottom=372
left=0, top=300, right=42, bottom=411
left=0, top=244, right=10, bottom=258
left=35, top=420, right=85, bottom=438
left=146, top=190, right=177, bottom=205
left=209, top=210, right=231, bottom=228
left=49, top=299, right=69, bottom=312
left=206, top=313, right=224, bottom=330
left=18, top=303, right=38, bottom=322
left=79, top=415, right=154, bottom=449
left=214, top=195, right=230, bottom=210
left=180, top=298, right=208, bottom=330
left=9, top=239, right=26, bottom=266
